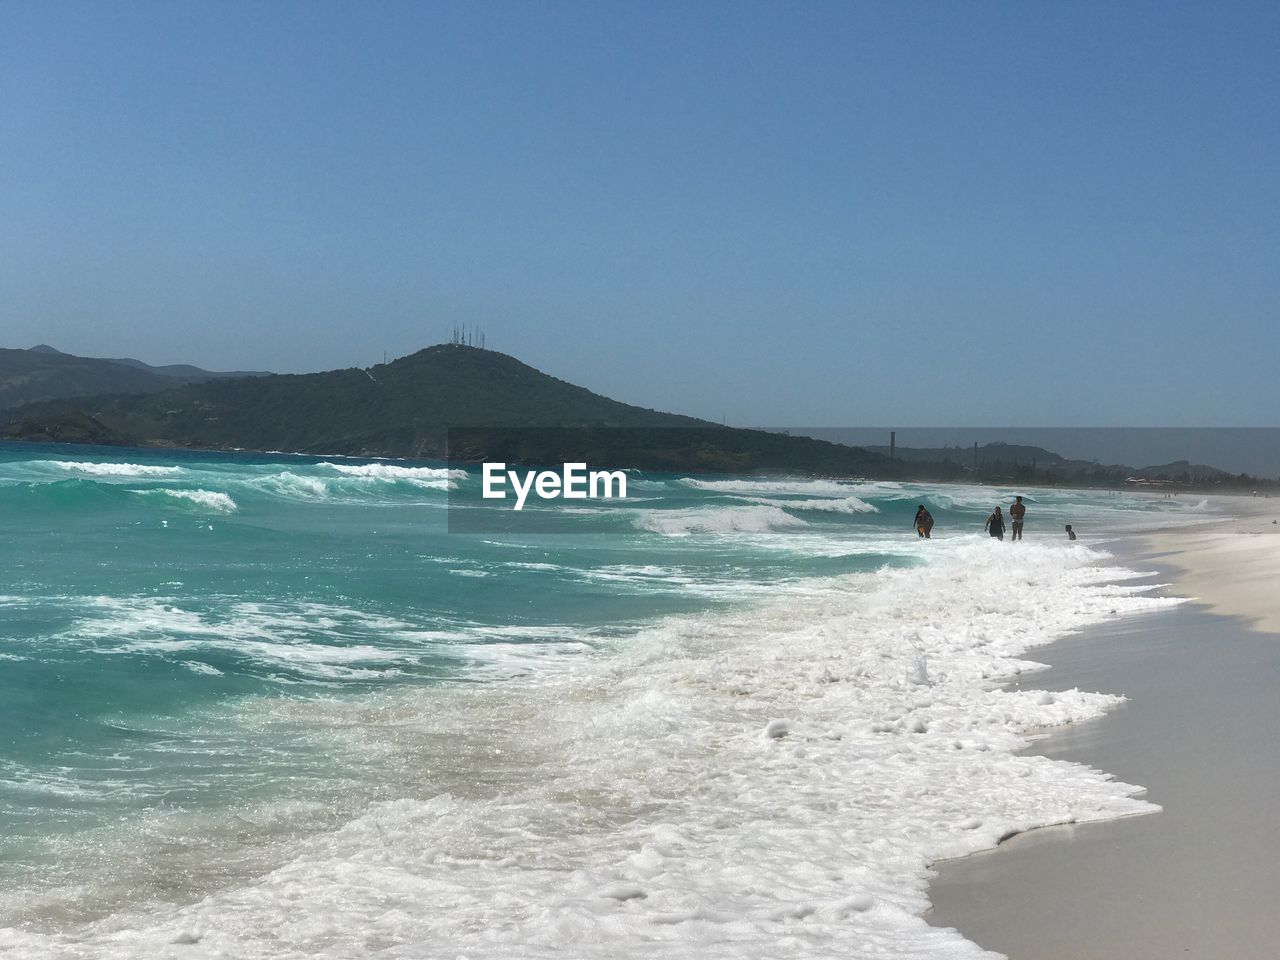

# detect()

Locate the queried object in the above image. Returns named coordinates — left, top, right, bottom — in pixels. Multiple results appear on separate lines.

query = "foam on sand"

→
left=0, top=538, right=1181, bottom=959
left=1143, top=497, right=1280, bottom=632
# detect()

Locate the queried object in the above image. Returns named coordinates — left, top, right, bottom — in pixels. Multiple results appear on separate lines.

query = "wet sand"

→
left=928, top=498, right=1280, bottom=959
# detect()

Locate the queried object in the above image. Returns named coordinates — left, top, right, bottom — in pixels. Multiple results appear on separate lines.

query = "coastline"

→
left=1140, top=499, right=1280, bottom=633
left=927, top=495, right=1280, bottom=957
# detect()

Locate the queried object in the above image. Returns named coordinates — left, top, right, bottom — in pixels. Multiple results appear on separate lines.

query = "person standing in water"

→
left=913, top=505, right=935, bottom=539
left=1065, top=524, right=1077, bottom=540
left=1009, top=495, right=1026, bottom=541
left=985, top=505, right=1005, bottom=540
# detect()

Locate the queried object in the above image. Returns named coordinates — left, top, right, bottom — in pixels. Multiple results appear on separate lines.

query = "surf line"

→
left=481, top=462, right=628, bottom=511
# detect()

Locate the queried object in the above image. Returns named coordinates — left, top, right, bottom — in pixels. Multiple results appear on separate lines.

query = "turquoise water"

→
left=0, top=448, right=893, bottom=875
left=0, top=442, right=1207, bottom=952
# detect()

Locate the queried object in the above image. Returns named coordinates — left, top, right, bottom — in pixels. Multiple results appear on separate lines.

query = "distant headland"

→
left=1, top=343, right=1274, bottom=490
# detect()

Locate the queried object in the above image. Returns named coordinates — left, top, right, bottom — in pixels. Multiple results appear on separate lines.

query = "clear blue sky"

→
left=2, top=1, right=1276, bottom=426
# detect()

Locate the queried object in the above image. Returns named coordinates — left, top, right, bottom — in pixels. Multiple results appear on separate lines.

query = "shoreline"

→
left=1140, top=501, right=1280, bottom=633
left=926, top=495, right=1280, bottom=958
left=3, top=436, right=1275, bottom=496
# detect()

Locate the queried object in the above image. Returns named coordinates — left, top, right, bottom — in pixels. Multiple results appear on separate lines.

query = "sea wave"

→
left=678, top=477, right=860, bottom=497
left=52, top=597, right=425, bottom=683
left=320, top=463, right=466, bottom=486
left=633, top=505, right=809, bottom=536
left=740, top=495, right=879, bottom=514
left=37, top=461, right=185, bottom=478
left=0, top=539, right=1183, bottom=958
left=244, top=471, right=452, bottom=502
left=132, top=489, right=239, bottom=513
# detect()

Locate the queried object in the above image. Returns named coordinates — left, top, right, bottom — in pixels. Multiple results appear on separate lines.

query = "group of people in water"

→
left=982, top=496, right=1025, bottom=540
left=913, top=495, right=1077, bottom=541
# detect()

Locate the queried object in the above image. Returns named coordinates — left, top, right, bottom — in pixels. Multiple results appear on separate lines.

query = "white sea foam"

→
left=51, top=597, right=425, bottom=682
left=246, top=469, right=454, bottom=502
left=34, top=595, right=602, bottom=688
left=679, top=477, right=860, bottom=496
left=0, top=761, right=112, bottom=800
left=740, top=494, right=879, bottom=514
left=635, top=505, right=809, bottom=536
left=180, top=660, right=225, bottom=676
left=253, top=472, right=333, bottom=500
left=320, top=463, right=465, bottom=488
left=0, top=538, right=1182, bottom=958
left=134, top=489, right=239, bottom=513
left=570, top=564, right=791, bottom=602
left=39, top=461, right=185, bottom=478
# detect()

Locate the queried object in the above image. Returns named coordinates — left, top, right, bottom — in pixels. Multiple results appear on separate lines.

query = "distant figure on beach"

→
left=1065, top=524, right=1076, bottom=540
left=985, top=506, right=1005, bottom=540
left=913, top=505, right=934, bottom=539
left=1009, top=495, right=1026, bottom=541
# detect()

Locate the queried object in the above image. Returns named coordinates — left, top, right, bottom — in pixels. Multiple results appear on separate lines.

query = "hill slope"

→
left=2, top=344, right=892, bottom=474
left=1, top=348, right=184, bottom=410
left=2, top=346, right=269, bottom=411
left=864, top=442, right=1236, bottom=483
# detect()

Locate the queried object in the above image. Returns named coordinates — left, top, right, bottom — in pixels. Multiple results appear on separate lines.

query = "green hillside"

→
left=0, top=348, right=180, bottom=410
left=0, top=346, right=269, bottom=411
left=2, top=344, right=892, bottom=475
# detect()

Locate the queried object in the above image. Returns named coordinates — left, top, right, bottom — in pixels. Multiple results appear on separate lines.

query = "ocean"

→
left=0, top=442, right=1206, bottom=958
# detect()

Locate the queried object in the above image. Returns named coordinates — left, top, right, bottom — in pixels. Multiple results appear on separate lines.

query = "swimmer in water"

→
left=913, top=505, right=935, bottom=539
left=985, top=506, right=1005, bottom=541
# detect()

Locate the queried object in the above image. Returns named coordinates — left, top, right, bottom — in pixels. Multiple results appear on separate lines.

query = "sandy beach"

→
left=1144, top=499, right=1280, bottom=633
left=928, top=495, right=1280, bottom=958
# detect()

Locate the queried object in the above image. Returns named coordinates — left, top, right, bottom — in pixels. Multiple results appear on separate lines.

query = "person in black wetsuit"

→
left=1065, top=524, right=1077, bottom=540
left=984, top=506, right=1005, bottom=540
left=913, top=505, right=934, bottom=539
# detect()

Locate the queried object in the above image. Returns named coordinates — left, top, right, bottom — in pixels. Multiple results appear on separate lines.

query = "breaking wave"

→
left=740, top=495, right=879, bottom=514
left=634, top=505, right=809, bottom=536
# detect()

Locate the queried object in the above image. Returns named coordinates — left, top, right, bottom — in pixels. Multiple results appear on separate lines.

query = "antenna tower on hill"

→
left=448, top=324, right=487, bottom=349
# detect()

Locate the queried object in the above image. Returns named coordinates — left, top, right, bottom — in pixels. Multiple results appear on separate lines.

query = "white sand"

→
left=1144, top=496, right=1280, bottom=633
left=927, top=494, right=1280, bottom=958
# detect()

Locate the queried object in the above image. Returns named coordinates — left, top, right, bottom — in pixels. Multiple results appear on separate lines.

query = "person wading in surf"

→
left=913, top=505, right=935, bottom=539
left=1009, top=495, right=1026, bottom=541
left=985, top=506, right=1005, bottom=541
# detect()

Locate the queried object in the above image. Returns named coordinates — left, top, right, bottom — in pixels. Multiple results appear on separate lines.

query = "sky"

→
left=1, top=0, right=1277, bottom=427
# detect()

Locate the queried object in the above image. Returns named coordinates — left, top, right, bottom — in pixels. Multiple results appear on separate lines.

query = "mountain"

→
left=863, top=442, right=1243, bottom=485
left=101, top=357, right=270, bottom=380
left=1, top=348, right=189, bottom=411
left=1, top=346, right=270, bottom=412
left=3, top=344, right=1268, bottom=486
left=1, top=344, right=894, bottom=475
